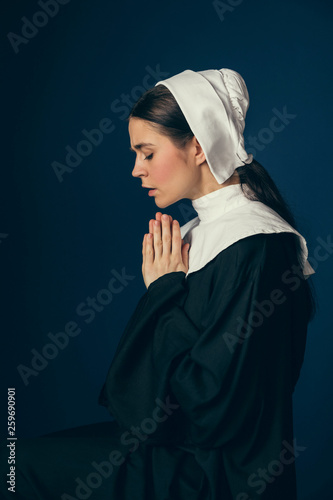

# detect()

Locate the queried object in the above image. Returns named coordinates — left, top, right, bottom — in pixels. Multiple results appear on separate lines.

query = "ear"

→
left=192, top=136, right=206, bottom=166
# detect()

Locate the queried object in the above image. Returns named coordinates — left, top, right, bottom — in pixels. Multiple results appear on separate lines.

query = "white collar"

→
left=191, top=183, right=248, bottom=223
left=180, top=184, right=315, bottom=279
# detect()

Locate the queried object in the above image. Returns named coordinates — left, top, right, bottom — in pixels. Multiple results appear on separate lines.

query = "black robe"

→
left=0, top=232, right=309, bottom=500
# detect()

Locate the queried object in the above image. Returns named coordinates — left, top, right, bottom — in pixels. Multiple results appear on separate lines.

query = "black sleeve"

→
left=98, top=233, right=307, bottom=449
left=97, top=270, right=195, bottom=437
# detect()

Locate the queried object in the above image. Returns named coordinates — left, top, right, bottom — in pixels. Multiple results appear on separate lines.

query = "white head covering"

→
left=154, top=67, right=315, bottom=279
left=155, top=68, right=253, bottom=184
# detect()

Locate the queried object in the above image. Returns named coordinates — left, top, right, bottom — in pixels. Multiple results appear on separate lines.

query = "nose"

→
left=131, top=156, right=147, bottom=179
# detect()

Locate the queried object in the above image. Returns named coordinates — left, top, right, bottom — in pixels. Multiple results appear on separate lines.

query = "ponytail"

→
left=236, top=160, right=297, bottom=228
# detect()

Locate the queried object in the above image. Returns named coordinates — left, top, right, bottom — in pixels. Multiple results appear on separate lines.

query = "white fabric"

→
left=155, top=68, right=253, bottom=184
left=180, top=184, right=315, bottom=279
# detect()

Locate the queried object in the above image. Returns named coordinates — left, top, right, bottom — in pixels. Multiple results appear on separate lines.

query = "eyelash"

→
left=144, top=153, right=153, bottom=161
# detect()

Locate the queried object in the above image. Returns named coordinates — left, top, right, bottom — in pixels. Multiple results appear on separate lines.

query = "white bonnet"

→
left=155, top=68, right=253, bottom=184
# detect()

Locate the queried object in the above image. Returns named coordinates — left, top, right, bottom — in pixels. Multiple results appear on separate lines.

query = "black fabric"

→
left=0, top=232, right=309, bottom=499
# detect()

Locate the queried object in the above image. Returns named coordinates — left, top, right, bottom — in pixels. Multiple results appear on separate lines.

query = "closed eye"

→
left=144, top=153, right=153, bottom=160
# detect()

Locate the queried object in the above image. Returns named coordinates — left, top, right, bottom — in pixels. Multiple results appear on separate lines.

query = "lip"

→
left=142, top=186, right=157, bottom=195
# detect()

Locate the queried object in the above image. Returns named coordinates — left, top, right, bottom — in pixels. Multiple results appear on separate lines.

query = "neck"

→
left=221, top=170, right=240, bottom=186
left=191, top=166, right=240, bottom=201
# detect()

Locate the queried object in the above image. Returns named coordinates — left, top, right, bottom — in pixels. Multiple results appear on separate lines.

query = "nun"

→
left=0, top=68, right=317, bottom=500
left=99, top=68, right=317, bottom=499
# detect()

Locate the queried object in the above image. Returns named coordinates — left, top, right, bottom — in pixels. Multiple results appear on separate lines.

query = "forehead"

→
left=128, top=118, right=165, bottom=151
left=128, top=117, right=155, bottom=137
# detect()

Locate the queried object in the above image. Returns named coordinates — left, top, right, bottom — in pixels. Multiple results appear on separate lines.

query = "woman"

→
left=1, top=68, right=317, bottom=499
left=98, top=68, right=317, bottom=500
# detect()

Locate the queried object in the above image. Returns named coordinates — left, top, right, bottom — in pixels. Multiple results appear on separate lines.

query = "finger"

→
left=161, top=214, right=172, bottom=256
left=145, top=232, right=154, bottom=264
left=149, top=219, right=154, bottom=235
left=142, top=233, right=146, bottom=268
left=153, top=218, right=163, bottom=259
left=156, top=213, right=173, bottom=226
left=171, top=219, right=182, bottom=256
left=155, top=214, right=172, bottom=257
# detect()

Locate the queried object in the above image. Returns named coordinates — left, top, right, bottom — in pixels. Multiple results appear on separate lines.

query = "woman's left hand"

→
left=142, top=212, right=190, bottom=289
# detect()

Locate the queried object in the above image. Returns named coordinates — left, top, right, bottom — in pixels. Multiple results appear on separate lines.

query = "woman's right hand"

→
left=142, top=212, right=189, bottom=289
left=149, top=212, right=172, bottom=235
left=149, top=212, right=186, bottom=249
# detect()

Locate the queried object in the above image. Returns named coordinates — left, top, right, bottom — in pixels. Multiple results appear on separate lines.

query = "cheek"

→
left=153, top=164, right=170, bottom=183
left=154, top=153, right=184, bottom=183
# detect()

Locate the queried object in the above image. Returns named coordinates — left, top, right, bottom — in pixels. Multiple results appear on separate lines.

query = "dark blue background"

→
left=1, top=0, right=332, bottom=498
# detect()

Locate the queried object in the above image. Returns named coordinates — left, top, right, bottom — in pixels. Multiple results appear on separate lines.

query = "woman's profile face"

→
left=128, top=117, right=202, bottom=208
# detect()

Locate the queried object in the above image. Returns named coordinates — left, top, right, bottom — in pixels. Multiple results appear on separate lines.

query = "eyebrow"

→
left=129, top=142, right=155, bottom=152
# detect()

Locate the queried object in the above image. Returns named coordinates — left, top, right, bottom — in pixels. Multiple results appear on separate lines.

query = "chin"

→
left=154, top=193, right=179, bottom=209
left=155, top=200, right=172, bottom=209
left=154, top=196, right=166, bottom=208
left=154, top=193, right=182, bottom=209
